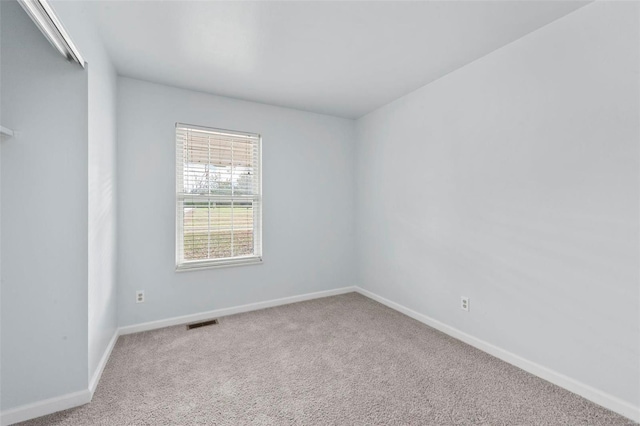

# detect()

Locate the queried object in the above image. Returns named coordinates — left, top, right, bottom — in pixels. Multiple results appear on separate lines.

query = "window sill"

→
left=176, top=256, right=263, bottom=272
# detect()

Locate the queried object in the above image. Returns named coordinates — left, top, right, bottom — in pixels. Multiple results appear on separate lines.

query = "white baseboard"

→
left=355, top=286, right=640, bottom=423
left=10, top=286, right=633, bottom=424
left=89, top=330, right=120, bottom=396
left=1, top=287, right=357, bottom=425
left=119, top=286, right=357, bottom=335
left=0, top=390, right=91, bottom=426
left=1, top=329, right=120, bottom=426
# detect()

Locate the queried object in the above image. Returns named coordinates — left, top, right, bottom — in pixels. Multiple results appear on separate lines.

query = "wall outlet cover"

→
left=461, top=296, right=469, bottom=312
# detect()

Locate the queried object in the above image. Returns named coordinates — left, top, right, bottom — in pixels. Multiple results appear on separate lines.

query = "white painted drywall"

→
left=355, top=0, right=639, bottom=408
left=0, top=0, right=89, bottom=409
left=116, top=77, right=356, bottom=327
left=51, top=0, right=119, bottom=387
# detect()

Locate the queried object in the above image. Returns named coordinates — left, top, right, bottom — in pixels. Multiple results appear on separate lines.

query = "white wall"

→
left=0, top=1, right=89, bottom=409
left=52, top=0, right=119, bottom=388
left=117, top=77, right=356, bottom=327
left=356, top=0, right=639, bottom=409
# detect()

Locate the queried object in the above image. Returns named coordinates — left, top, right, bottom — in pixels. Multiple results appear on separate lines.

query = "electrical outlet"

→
left=136, top=290, right=145, bottom=304
left=461, top=296, right=469, bottom=312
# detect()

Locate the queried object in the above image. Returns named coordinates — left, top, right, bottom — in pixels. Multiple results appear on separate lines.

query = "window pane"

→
left=181, top=135, right=258, bottom=197
left=208, top=203, right=234, bottom=259
left=233, top=203, right=254, bottom=256
left=182, top=202, right=215, bottom=260
left=182, top=202, right=254, bottom=261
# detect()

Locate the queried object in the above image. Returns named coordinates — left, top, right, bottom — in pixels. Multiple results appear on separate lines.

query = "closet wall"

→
left=1, top=0, right=89, bottom=410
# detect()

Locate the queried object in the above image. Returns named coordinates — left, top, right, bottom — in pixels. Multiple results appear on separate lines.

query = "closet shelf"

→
left=1, top=125, right=15, bottom=139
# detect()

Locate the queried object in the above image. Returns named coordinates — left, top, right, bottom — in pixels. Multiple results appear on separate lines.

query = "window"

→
left=176, top=123, right=262, bottom=270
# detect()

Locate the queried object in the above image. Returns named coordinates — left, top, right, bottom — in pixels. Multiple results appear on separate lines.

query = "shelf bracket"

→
left=1, top=125, right=16, bottom=140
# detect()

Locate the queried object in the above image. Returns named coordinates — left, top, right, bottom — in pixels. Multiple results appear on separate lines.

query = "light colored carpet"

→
left=20, top=293, right=635, bottom=425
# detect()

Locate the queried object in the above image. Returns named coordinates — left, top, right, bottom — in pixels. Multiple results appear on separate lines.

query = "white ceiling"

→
left=86, top=1, right=588, bottom=119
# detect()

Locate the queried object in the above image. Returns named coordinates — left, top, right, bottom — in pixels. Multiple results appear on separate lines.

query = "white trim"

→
left=17, top=0, right=85, bottom=67
left=354, top=286, right=640, bottom=423
left=0, top=287, right=355, bottom=425
left=176, top=255, right=263, bottom=272
left=0, top=390, right=91, bottom=426
left=8, top=286, right=633, bottom=424
left=119, top=286, right=357, bottom=335
left=175, top=122, right=260, bottom=139
left=0, top=329, right=120, bottom=426
left=89, top=330, right=120, bottom=396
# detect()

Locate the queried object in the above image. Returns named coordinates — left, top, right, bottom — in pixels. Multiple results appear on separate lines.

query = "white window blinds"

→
left=176, top=123, right=262, bottom=270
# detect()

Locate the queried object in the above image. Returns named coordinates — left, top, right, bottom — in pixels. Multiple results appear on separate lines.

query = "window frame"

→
left=175, top=122, right=263, bottom=272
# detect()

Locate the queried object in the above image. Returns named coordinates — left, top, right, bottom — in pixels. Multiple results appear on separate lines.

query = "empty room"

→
left=1, top=0, right=638, bottom=424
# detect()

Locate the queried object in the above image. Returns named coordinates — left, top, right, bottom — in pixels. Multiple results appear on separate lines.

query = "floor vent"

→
left=187, top=319, right=219, bottom=330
